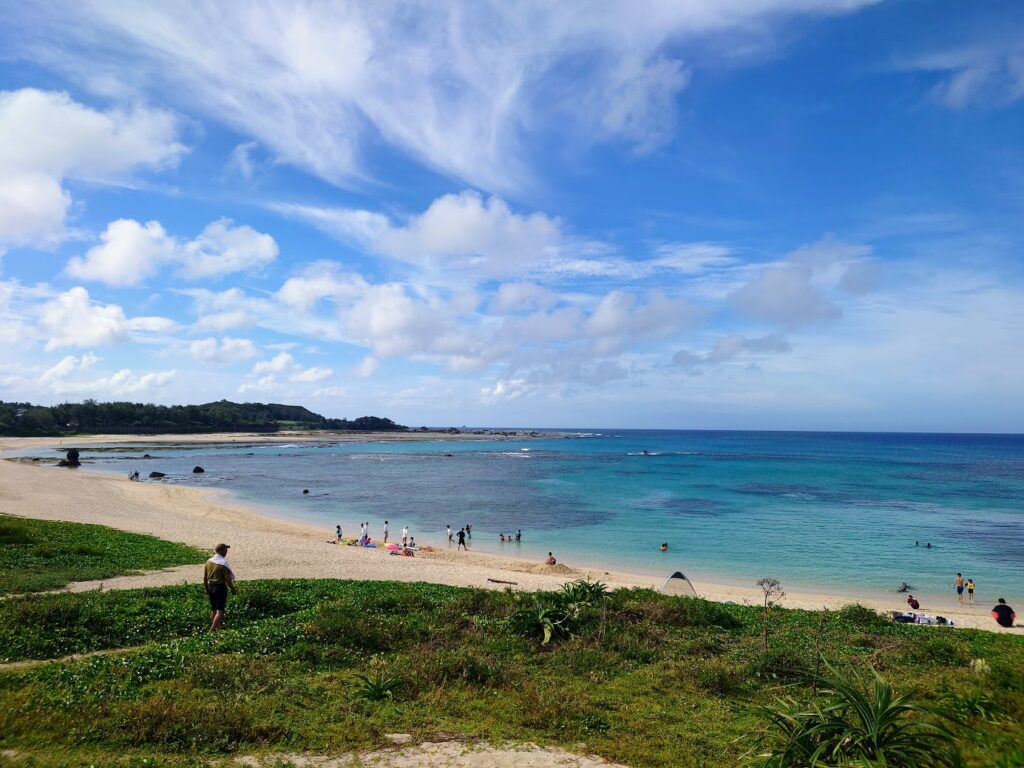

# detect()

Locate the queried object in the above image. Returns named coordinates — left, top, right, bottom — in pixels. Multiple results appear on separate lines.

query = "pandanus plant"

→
left=745, top=670, right=962, bottom=767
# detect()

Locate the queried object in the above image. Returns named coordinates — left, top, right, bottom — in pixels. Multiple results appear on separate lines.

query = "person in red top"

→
left=906, top=595, right=920, bottom=610
left=992, top=598, right=1016, bottom=628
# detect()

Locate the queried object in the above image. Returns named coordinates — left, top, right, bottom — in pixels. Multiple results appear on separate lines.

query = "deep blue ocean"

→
left=43, top=430, right=1024, bottom=607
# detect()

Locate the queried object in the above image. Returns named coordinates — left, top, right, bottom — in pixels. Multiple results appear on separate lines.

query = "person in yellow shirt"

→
left=203, top=543, right=237, bottom=631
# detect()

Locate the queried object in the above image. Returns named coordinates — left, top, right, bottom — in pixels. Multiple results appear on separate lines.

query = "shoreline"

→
left=1, top=433, right=1019, bottom=634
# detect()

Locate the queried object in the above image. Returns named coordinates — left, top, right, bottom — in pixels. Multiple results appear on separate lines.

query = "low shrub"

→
left=906, top=633, right=970, bottom=667
left=697, top=657, right=747, bottom=695
left=747, top=646, right=809, bottom=681
left=112, top=694, right=286, bottom=751
left=836, top=603, right=888, bottom=630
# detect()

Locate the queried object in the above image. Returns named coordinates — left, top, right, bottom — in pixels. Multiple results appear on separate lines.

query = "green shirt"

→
left=204, top=561, right=232, bottom=585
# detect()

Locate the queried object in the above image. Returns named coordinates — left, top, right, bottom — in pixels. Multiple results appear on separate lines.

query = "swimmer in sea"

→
left=660, top=543, right=668, bottom=552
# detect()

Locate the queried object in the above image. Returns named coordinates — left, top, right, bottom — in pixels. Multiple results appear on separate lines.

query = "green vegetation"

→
left=0, top=399, right=406, bottom=436
left=0, top=515, right=206, bottom=595
left=0, top=579, right=1021, bottom=767
left=748, top=671, right=961, bottom=767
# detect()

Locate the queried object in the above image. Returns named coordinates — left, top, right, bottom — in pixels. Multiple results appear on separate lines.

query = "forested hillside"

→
left=0, top=399, right=406, bottom=436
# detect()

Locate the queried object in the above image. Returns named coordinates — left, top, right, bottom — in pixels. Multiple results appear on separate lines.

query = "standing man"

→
left=401, top=525, right=409, bottom=548
left=383, top=520, right=389, bottom=544
left=335, top=525, right=342, bottom=543
left=456, top=527, right=467, bottom=551
left=203, top=543, right=236, bottom=632
left=954, top=573, right=965, bottom=605
left=992, top=598, right=1016, bottom=628
left=447, top=524, right=453, bottom=543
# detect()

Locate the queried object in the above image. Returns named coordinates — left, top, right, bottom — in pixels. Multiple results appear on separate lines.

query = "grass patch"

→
left=0, top=579, right=1021, bottom=767
left=0, top=515, right=206, bottom=595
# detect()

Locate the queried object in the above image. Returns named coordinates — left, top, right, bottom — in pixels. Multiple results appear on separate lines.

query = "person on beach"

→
left=907, top=594, right=920, bottom=610
left=466, top=523, right=472, bottom=539
left=500, top=533, right=505, bottom=542
left=383, top=520, right=389, bottom=543
left=515, top=529, right=521, bottom=542
left=408, top=536, right=416, bottom=548
left=402, top=525, right=409, bottom=547
left=992, top=598, right=1016, bottom=628
left=335, top=525, right=342, bottom=543
left=457, top=527, right=467, bottom=551
left=447, top=524, right=453, bottom=543
left=203, top=543, right=237, bottom=631
left=660, top=543, right=668, bottom=552
left=897, top=581, right=910, bottom=593
left=966, top=578, right=975, bottom=605
left=546, top=552, right=556, bottom=565
left=955, top=573, right=965, bottom=605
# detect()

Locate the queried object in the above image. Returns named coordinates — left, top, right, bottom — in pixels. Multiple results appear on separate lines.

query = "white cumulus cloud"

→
left=190, top=337, right=258, bottom=364
left=0, top=88, right=185, bottom=247
left=39, top=287, right=129, bottom=351
left=67, top=219, right=176, bottom=286
left=67, top=218, right=278, bottom=286
left=275, top=191, right=562, bottom=280
left=38, top=352, right=100, bottom=386
left=290, top=366, right=333, bottom=383
left=253, top=351, right=295, bottom=374
left=180, top=219, right=279, bottom=279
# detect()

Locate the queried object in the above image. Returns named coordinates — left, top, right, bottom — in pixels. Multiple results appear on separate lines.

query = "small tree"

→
left=757, top=577, right=785, bottom=652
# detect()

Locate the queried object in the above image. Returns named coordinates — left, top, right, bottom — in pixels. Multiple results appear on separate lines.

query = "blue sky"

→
left=1, top=0, right=1022, bottom=431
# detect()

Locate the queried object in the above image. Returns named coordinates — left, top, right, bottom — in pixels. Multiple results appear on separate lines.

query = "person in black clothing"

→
left=515, top=529, right=521, bottom=542
left=992, top=598, right=1016, bottom=628
left=456, top=528, right=468, bottom=551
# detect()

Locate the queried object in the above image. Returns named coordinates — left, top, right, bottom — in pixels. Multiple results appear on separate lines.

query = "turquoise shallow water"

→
left=38, top=430, right=1024, bottom=607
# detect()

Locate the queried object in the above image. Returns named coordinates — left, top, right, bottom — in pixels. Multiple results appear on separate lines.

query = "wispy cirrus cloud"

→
left=7, top=1, right=876, bottom=192
left=893, top=32, right=1024, bottom=109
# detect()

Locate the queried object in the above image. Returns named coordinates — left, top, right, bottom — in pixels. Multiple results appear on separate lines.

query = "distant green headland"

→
left=0, top=399, right=407, bottom=436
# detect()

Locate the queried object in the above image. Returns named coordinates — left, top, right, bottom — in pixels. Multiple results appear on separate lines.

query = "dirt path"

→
left=234, top=741, right=628, bottom=767
left=0, top=644, right=145, bottom=673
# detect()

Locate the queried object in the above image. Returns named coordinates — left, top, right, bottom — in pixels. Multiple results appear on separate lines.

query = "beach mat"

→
left=660, top=571, right=698, bottom=598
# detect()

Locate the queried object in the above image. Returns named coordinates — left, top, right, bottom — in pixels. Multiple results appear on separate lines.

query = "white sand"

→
left=1, top=434, right=1019, bottom=635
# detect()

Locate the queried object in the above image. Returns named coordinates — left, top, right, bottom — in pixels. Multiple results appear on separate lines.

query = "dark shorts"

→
left=207, top=583, right=227, bottom=611
left=957, top=586, right=964, bottom=594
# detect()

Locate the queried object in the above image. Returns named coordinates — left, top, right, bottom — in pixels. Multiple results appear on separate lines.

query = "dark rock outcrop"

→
left=149, top=471, right=166, bottom=479
left=192, top=466, right=205, bottom=473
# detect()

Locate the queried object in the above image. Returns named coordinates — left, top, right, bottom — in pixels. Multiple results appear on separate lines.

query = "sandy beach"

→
left=1, top=433, right=1019, bottom=635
